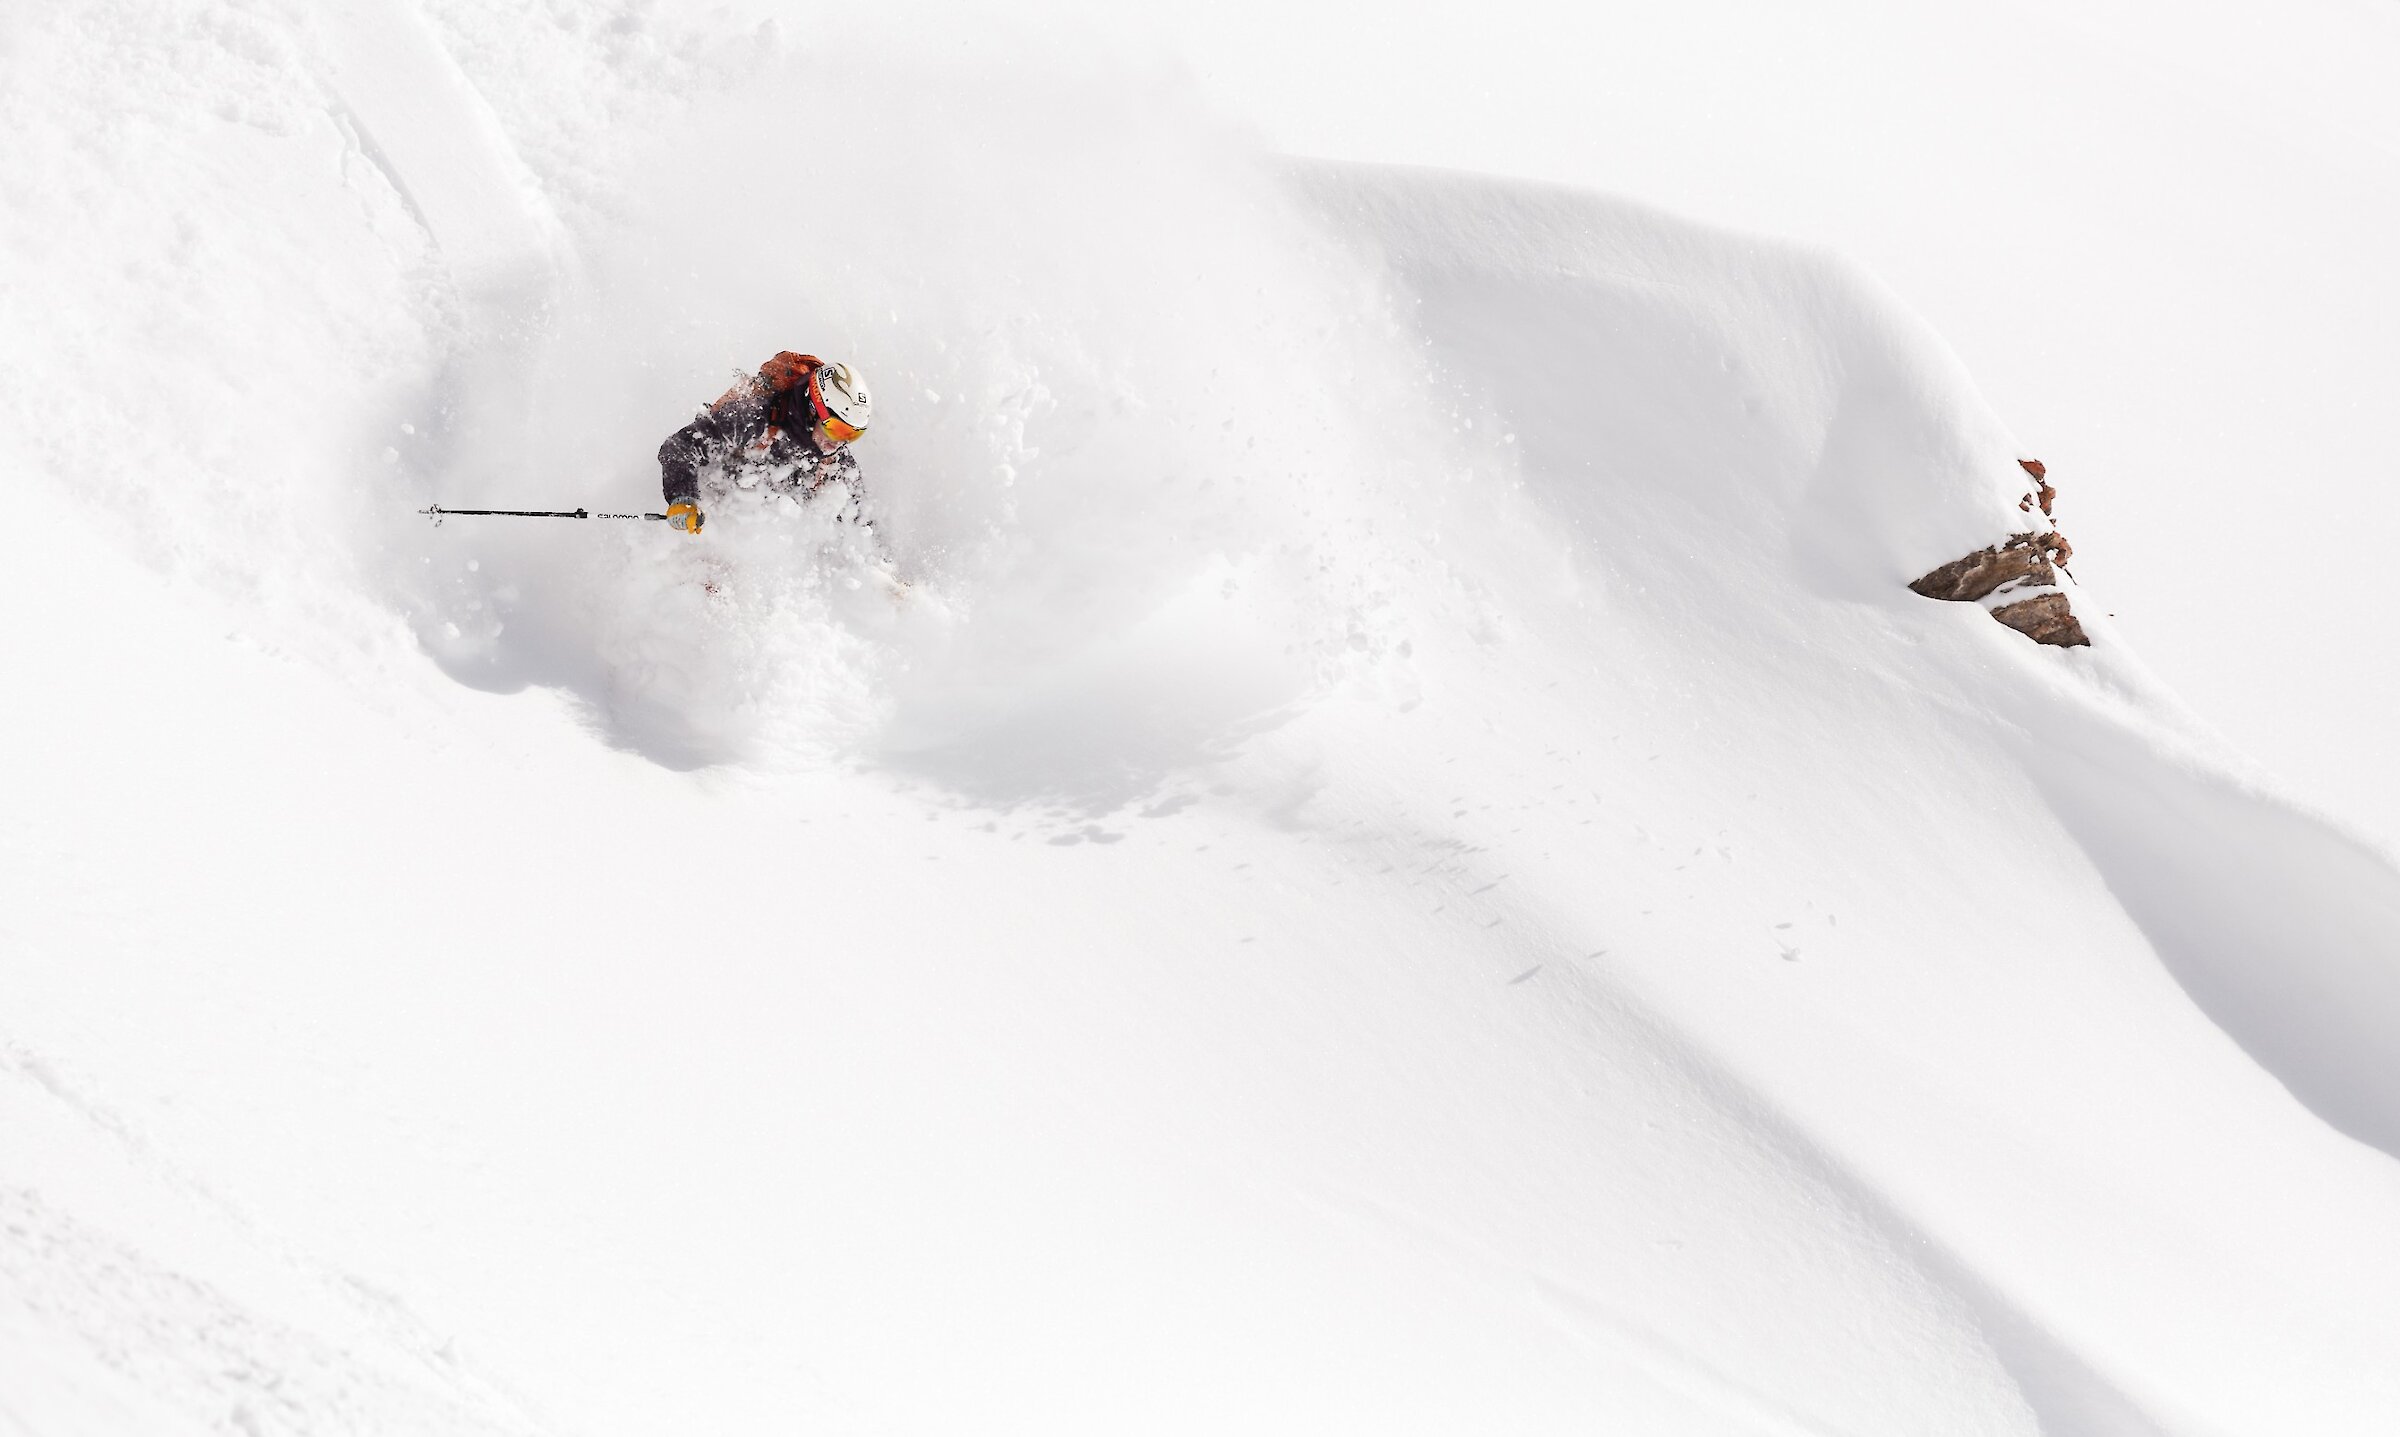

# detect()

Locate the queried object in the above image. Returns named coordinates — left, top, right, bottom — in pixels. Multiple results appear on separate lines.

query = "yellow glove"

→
left=666, top=502, right=704, bottom=535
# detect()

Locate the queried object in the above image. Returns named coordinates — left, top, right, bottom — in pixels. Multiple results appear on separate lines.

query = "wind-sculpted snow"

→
left=2037, top=734, right=2400, bottom=1158
left=9, top=3, right=2400, bottom=1435
left=1306, top=159, right=2400, bottom=1170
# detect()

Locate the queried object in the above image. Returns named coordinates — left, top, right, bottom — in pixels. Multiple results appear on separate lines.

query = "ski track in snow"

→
left=5, top=2, right=2400, bottom=1434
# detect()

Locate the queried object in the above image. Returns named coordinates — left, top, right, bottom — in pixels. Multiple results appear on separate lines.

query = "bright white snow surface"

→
left=5, top=4, right=2400, bottom=1434
left=1165, top=0, right=2400, bottom=851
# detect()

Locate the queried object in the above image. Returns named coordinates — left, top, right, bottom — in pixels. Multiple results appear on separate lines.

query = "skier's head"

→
left=809, top=360, right=871, bottom=446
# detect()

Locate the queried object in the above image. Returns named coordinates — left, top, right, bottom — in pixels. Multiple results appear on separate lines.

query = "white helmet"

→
left=810, top=360, right=872, bottom=443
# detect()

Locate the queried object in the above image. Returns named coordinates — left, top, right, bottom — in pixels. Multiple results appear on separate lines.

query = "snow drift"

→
left=6, top=3, right=2400, bottom=1434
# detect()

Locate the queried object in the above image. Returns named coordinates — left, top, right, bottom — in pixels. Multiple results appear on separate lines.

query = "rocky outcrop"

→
left=1908, top=459, right=2090, bottom=648
left=1908, top=530, right=2073, bottom=604
left=2016, top=457, right=2058, bottom=519
left=1991, top=591, right=2085, bottom=646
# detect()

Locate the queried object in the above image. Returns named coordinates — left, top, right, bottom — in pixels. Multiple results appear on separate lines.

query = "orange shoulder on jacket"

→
left=759, top=351, right=820, bottom=394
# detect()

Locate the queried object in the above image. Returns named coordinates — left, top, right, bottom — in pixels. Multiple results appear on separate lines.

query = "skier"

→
left=657, top=352, right=873, bottom=535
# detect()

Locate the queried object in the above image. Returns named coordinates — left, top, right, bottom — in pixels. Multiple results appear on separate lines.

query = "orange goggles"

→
left=818, top=413, right=866, bottom=445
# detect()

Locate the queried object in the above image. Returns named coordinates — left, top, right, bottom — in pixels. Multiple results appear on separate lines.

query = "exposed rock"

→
left=1911, top=460, right=2089, bottom=649
left=1908, top=531, right=2071, bottom=603
left=2015, top=457, right=2057, bottom=517
left=1991, top=591, right=2089, bottom=647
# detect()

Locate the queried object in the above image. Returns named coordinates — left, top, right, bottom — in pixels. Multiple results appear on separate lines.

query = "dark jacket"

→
left=658, top=359, right=861, bottom=508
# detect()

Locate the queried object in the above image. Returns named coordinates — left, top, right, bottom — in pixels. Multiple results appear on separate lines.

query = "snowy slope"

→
left=6, top=3, right=2400, bottom=1434
left=1160, top=0, right=2400, bottom=851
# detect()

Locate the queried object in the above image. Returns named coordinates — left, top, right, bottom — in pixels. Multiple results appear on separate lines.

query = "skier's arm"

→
left=657, top=385, right=769, bottom=520
left=657, top=413, right=726, bottom=508
left=658, top=428, right=705, bottom=510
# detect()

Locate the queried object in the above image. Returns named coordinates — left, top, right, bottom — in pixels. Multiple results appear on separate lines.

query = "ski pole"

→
left=420, top=505, right=668, bottom=524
